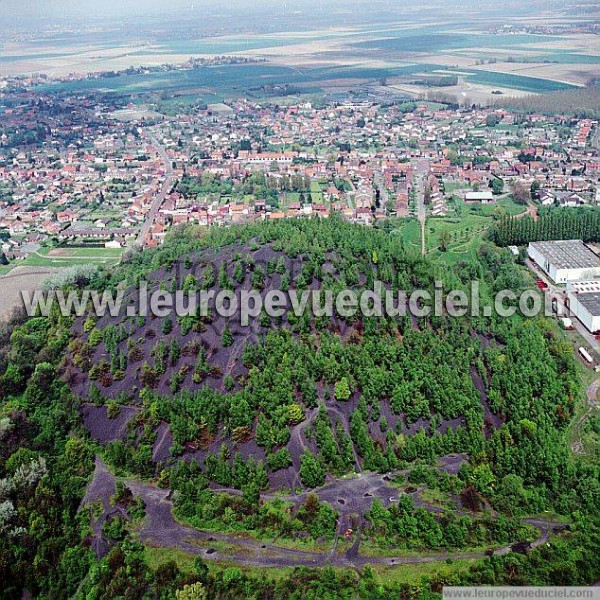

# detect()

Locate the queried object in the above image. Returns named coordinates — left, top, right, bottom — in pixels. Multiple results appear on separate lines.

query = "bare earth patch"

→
left=0, top=266, right=58, bottom=322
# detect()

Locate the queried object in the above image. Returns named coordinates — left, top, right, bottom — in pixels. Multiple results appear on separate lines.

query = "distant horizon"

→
left=0, top=0, right=570, bottom=26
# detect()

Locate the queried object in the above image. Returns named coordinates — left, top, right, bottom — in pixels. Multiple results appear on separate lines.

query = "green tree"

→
left=491, top=178, right=504, bottom=195
left=175, top=583, right=208, bottom=600
left=334, top=377, right=351, bottom=401
left=438, top=229, right=451, bottom=252
left=221, top=323, right=234, bottom=347
left=299, top=451, right=325, bottom=488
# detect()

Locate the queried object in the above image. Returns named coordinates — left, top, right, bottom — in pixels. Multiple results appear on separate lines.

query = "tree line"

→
left=489, top=207, right=600, bottom=246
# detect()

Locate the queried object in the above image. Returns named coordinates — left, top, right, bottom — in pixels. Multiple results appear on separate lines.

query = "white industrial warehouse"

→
left=566, top=280, right=600, bottom=335
left=527, top=240, right=600, bottom=284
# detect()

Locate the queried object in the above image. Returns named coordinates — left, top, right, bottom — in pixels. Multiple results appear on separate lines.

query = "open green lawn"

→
left=372, top=558, right=482, bottom=585
left=310, top=180, right=325, bottom=204
left=391, top=199, right=525, bottom=264
left=477, top=197, right=527, bottom=217
left=0, top=265, right=14, bottom=276
left=40, top=246, right=124, bottom=258
left=443, top=180, right=471, bottom=193
left=391, top=213, right=488, bottom=261
left=21, top=246, right=123, bottom=268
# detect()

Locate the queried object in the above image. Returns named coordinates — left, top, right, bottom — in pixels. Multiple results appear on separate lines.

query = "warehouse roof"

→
left=568, top=280, right=600, bottom=294
left=529, top=240, right=599, bottom=270
left=577, top=292, right=600, bottom=317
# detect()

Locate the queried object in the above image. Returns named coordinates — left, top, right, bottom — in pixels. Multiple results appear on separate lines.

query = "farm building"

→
left=566, top=280, right=600, bottom=334
left=527, top=240, right=600, bottom=284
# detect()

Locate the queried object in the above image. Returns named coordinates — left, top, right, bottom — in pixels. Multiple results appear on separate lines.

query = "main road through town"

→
left=414, top=159, right=430, bottom=255
left=136, top=131, right=177, bottom=247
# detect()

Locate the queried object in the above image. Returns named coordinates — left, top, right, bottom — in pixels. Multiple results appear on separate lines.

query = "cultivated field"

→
left=0, top=266, right=58, bottom=321
left=4, top=21, right=597, bottom=100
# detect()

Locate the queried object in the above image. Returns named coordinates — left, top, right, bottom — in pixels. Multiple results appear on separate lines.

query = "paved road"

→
left=373, top=171, right=390, bottom=212
left=136, top=131, right=176, bottom=246
left=414, top=159, right=430, bottom=255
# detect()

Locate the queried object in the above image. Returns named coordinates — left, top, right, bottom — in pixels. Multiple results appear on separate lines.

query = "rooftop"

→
left=567, top=280, right=600, bottom=293
left=529, top=240, right=599, bottom=270
left=576, top=292, right=600, bottom=317
left=465, top=191, right=494, bottom=200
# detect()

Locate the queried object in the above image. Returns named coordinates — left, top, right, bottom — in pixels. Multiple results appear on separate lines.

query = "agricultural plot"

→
left=463, top=70, right=577, bottom=92
left=354, top=32, right=563, bottom=54
left=0, top=266, right=58, bottom=321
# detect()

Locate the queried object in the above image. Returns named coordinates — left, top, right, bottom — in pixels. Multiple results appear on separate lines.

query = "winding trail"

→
left=70, top=459, right=564, bottom=568
left=290, top=407, right=318, bottom=456
left=571, top=377, right=599, bottom=455
left=125, top=477, right=562, bottom=568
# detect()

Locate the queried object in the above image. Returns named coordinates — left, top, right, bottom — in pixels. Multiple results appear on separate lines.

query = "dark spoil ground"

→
left=80, top=456, right=565, bottom=567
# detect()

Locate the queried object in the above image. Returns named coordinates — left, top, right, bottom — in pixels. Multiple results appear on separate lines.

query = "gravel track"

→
left=74, top=458, right=565, bottom=568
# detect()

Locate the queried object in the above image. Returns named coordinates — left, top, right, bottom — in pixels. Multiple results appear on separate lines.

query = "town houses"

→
left=0, top=88, right=599, bottom=260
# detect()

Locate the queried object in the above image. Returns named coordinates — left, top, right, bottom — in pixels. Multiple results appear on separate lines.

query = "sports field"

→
left=20, top=246, right=123, bottom=268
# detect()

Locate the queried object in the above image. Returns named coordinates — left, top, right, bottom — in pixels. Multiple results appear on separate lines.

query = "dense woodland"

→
left=0, top=217, right=598, bottom=598
left=489, top=206, right=600, bottom=246
left=176, top=171, right=312, bottom=206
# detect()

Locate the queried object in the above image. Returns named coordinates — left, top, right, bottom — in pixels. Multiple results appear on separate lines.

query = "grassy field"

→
left=464, top=70, right=576, bottom=92
left=391, top=213, right=488, bottom=260
left=356, top=32, right=562, bottom=54
left=143, top=544, right=483, bottom=586
left=390, top=198, right=525, bottom=265
left=20, top=246, right=123, bottom=268
left=372, top=558, right=483, bottom=585
left=310, top=180, right=325, bottom=203
left=37, top=62, right=444, bottom=97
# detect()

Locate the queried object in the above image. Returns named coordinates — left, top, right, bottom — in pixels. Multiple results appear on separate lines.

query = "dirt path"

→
left=0, top=267, right=56, bottom=281
left=414, top=161, right=429, bottom=256
left=31, top=250, right=119, bottom=262
left=126, top=475, right=561, bottom=568
left=224, top=337, right=245, bottom=377
left=80, top=457, right=564, bottom=567
left=570, top=378, right=599, bottom=455
left=0, top=266, right=59, bottom=322
left=290, top=407, right=318, bottom=456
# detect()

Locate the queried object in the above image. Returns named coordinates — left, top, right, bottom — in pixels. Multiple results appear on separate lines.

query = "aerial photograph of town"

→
left=0, top=0, right=599, bottom=597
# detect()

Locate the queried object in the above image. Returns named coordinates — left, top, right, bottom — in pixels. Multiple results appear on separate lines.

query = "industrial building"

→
left=527, top=240, right=600, bottom=284
left=566, top=280, right=600, bottom=334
